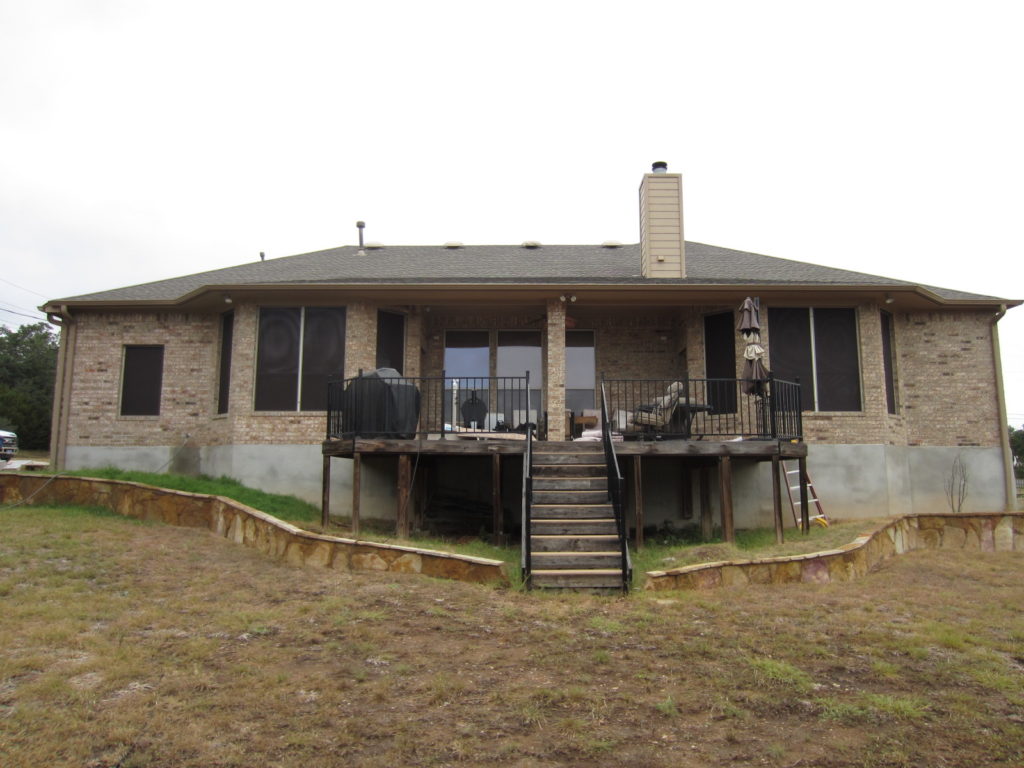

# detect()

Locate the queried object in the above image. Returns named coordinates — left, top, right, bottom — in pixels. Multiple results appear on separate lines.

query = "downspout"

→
left=990, top=305, right=1015, bottom=510
left=45, top=305, right=76, bottom=471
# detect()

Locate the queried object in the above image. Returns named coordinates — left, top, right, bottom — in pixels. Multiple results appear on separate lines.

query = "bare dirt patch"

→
left=2, top=506, right=1022, bottom=767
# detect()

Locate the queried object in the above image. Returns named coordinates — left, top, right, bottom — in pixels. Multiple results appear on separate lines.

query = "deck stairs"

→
left=527, top=442, right=629, bottom=591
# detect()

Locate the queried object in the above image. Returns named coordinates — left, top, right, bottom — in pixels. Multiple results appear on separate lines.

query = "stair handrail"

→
left=600, top=378, right=632, bottom=592
left=520, top=423, right=534, bottom=588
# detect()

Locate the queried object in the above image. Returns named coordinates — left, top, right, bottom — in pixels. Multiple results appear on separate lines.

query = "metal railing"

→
left=520, top=424, right=534, bottom=588
left=327, top=372, right=531, bottom=439
left=600, top=374, right=802, bottom=441
left=600, top=381, right=632, bottom=592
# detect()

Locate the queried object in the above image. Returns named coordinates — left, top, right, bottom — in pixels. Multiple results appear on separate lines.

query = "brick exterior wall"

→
left=58, top=301, right=1004, bottom=455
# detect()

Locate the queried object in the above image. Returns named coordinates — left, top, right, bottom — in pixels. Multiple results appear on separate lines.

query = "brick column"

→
left=404, top=309, right=423, bottom=378
left=344, top=303, right=378, bottom=378
left=545, top=298, right=567, bottom=440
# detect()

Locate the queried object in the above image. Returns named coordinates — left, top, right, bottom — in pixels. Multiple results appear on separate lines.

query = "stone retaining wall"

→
left=644, top=512, right=1024, bottom=591
left=0, top=475, right=508, bottom=585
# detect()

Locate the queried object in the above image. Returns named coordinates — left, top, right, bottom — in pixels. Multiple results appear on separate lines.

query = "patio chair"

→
left=631, top=381, right=685, bottom=434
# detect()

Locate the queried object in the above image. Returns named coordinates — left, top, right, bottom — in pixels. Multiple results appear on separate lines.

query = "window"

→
left=768, top=307, right=861, bottom=412
left=254, top=307, right=346, bottom=411
left=703, top=311, right=737, bottom=414
left=121, top=345, right=164, bottom=416
left=881, top=310, right=897, bottom=414
left=497, top=330, right=542, bottom=425
left=376, top=310, right=406, bottom=374
left=217, top=311, right=233, bottom=414
left=565, top=330, right=595, bottom=415
left=443, top=330, right=490, bottom=426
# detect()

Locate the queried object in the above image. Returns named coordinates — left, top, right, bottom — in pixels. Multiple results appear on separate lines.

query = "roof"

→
left=47, top=241, right=1007, bottom=305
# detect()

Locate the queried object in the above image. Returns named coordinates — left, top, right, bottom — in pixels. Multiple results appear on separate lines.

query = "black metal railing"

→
left=600, top=381, right=632, bottom=592
left=520, top=424, right=534, bottom=588
left=600, top=374, right=802, bottom=441
left=327, top=371, right=532, bottom=439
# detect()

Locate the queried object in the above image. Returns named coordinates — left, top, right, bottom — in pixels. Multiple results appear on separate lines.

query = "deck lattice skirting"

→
left=644, top=512, right=1024, bottom=591
left=0, top=475, right=508, bottom=585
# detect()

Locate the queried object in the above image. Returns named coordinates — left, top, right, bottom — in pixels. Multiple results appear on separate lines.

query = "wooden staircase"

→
left=527, top=442, right=629, bottom=591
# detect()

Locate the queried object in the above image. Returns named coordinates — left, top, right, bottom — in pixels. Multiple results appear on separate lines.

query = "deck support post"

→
left=719, top=456, right=735, bottom=543
left=397, top=454, right=412, bottom=538
left=798, top=455, right=810, bottom=535
left=351, top=453, right=361, bottom=536
left=633, top=456, right=644, bottom=549
left=321, top=455, right=331, bottom=529
left=491, top=454, right=503, bottom=543
left=771, top=454, right=784, bottom=544
left=699, top=466, right=713, bottom=542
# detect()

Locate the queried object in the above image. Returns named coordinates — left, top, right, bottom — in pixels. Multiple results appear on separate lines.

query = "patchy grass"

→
left=1, top=504, right=1023, bottom=766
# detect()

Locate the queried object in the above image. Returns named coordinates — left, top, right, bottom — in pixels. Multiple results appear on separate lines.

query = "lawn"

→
left=2, top=505, right=1022, bottom=767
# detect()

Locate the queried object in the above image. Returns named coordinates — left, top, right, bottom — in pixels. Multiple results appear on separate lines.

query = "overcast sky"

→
left=1, top=0, right=1022, bottom=426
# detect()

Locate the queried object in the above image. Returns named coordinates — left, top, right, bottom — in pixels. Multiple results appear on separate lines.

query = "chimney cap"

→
left=651, top=161, right=668, bottom=173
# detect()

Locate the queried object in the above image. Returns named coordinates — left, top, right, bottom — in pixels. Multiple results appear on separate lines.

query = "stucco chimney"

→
left=639, top=161, right=685, bottom=278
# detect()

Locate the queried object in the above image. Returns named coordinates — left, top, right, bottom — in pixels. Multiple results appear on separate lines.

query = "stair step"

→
left=533, top=476, right=607, bottom=491
left=531, top=518, right=618, bottom=535
left=533, top=490, right=608, bottom=505
left=533, top=463, right=605, bottom=477
left=531, top=503, right=613, bottom=518
left=532, top=442, right=604, bottom=454
left=530, top=569, right=626, bottom=589
left=531, top=534, right=620, bottom=552
left=531, top=552, right=623, bottom=569
left=533, top=453, right=606, bottom=465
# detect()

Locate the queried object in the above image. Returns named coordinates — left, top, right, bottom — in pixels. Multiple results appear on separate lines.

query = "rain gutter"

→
left=990, top=305, right=1015, bottom=510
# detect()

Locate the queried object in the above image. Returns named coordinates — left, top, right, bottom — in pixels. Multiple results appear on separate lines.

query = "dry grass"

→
left=2, top=505, right=1023, bottom=767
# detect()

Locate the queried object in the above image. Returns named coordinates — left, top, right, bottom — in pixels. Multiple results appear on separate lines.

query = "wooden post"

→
left=321, top=455, right=331, bottom=529
left=397, top=454, right=412, bottom=538
left=492, top=454, right=503, bottom=543
left=699, top=466, right=713, bottom=542
left=633, top=456, right=644, bottom=549
left=798, top=455, right=810, bottom=535
left=680, top=464, right=693, bottom=520
left=771, top=455, right=784, bottom=544
left=351, top=453, right=361, bottom=536
left=719, top=456, right=735, bottom=544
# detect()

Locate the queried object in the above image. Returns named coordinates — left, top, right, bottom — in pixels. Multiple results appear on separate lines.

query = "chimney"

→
left=639, top=161, right=685, bottom=278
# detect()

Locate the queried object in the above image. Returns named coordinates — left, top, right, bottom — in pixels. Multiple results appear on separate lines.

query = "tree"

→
left=0, top=323, right=59, bottom=450
left=1010, top=424, right=1024, bottom=479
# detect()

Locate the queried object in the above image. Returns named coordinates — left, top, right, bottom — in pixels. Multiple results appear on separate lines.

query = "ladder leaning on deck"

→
left=781, top=460, right=829, bottom=528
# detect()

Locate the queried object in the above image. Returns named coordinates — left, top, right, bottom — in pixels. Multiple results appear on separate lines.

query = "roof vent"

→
left=521, top=241, right=541, bottom=249
left=601, top=240, right=623, bottom=248
left=365, top=241, right=384, bottom=250
left=443, top=241, right=464, bottom=249
left=652, top=161, right=668, bottom=174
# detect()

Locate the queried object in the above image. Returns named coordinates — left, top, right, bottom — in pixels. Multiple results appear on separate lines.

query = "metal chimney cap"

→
left=651, top=161, right=668, bottom=173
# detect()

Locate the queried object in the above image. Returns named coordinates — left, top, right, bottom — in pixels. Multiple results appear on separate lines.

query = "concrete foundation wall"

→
left=65, top=441, right=1011, bottom=533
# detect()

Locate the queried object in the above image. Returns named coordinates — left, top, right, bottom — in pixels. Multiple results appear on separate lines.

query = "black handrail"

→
left=600, top=376, right=802, bottom=441
left=520, top=424, right=534, bottom=589
left=600, top=378, right=632, bottom=593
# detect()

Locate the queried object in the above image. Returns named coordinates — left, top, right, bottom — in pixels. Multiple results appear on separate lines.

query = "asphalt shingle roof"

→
left=52, top=241, right=1002, bottom=304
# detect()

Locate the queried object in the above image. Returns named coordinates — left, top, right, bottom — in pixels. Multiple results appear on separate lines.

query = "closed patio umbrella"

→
left=736, top=297, right=770, bottom=396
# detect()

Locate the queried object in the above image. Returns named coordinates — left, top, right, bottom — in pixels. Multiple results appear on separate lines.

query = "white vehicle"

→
left=0, top=429, right=17, bottom=461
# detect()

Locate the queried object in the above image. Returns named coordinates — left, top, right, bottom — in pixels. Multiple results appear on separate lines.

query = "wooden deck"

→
left=320, top=437, right=809, bottom=545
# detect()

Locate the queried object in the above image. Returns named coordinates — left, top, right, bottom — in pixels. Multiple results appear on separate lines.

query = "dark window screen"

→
left=121, top=345, right=163, bottom=416
left=881, top=310, right=896, bottom=414
left=703, top=311, right=737, bottom=414
left=301, top=307, right=346, bottom=411
left=255, top=308, right=300, bottom=411
left=565, top=330, right=596, bottom=414
left=376, top=311, right=405, bottom=374
left=813, top=309, right=861, bottom=411
left=768, top=308, right=814, bottom=411
left=217, top=312, right=233, bottom=415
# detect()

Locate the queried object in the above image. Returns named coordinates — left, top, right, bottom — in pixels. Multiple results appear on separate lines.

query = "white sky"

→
left=1, top=0, right=1022, bottom=426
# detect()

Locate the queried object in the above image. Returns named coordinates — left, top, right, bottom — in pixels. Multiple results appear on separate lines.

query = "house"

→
left=42, top=164, right=1019, bottom=546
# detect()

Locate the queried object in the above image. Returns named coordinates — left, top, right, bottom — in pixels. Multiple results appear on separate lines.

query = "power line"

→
left=0, top=305, right=47, bottom=321
left=0, top=276, right=49, bottom=299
